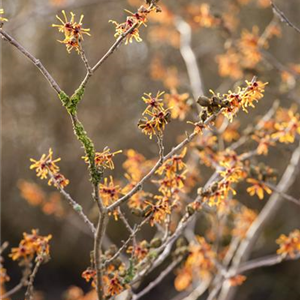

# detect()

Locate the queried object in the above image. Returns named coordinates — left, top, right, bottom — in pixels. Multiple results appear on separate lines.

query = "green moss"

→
left=73, top=115, right=102, bottom=184
left=58, top=86, right=85, bottom=114
left=58, top=88, right=102, bottom=184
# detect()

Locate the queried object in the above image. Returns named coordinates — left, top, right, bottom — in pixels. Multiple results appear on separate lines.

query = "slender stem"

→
left=0, top=283, right=24, bottom=299
left=270, top=0, right=300, bottom=35
left=218, top=141, right=300, bottom=300
left=94, top=209, right=108, bottom=300
left=264, top=181, right=300, bottom=207
left=49, top=172, right=96, bottom=233
left=132, top=257, right=183, bottom=300
left=79, top=4, right=154, bottom=89
left=175, top=17, right=204, bottom=111
left=0, top=29, right=61, bottom=94
left=102, top=216, right=150, bottom=268
left=25, top=256, right=44, bottom=300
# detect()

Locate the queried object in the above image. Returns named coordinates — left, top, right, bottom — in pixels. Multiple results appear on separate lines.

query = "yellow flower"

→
left=9, top=229, right=52, bottom=262
left=48, top=173, right=69, bottom=189
left=276, top=229, right=300, bottom=258
left=83, top=148, right=122, bottom=170
left=52, top=10, right=90, bottom=53
left=110, top=6, right=154, bottom=44
left=216, top=49, right=243, bottom=80
left=164, top=89, right=190, bottom=120
left=246, top=178, right=272, bottom=200
left=30, top=148, right=61, bottom=180
left=194, top=4, right=220, bottom=28
left=99, top=176, right=122, bottom=207
left=142, top=91, right=165, bottom=114
left=0, top=8, right=8, bottom=22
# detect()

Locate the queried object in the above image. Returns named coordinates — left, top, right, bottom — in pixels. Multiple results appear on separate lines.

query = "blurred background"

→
left=1, top=0, right=300, bottom=299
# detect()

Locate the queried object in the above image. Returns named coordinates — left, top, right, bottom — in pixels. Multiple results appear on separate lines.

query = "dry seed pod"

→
left=197, top=96, right=211, bottom=107
left=211, top=181, right=219, bottom=193
left=186, top=204, right=195, bottom=216
left=131, top=208, right=143, bottom=217
left=150, top=238, right=162, bottom=248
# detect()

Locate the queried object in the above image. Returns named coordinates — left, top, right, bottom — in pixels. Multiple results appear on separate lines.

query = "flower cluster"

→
left=30, top=148, right=69, bottom=189
left=164, top=90, right=190, bottom=121
left=99, top=177, right=122, bottom=206
left=18, top=180, right=64, bottom=217
left=217, top=23, right=280, bottom=80
left=197, top=79, right=267, bottom=123
left=138, top=91, right=171, bottom=138
left=232, top=205, right=257, bottom=238
left=9, top=230, right=52, bottom=263
left=110, top=5, right=156, bottom=44
left=175, top=237, right=216, bottom=291
left=52, top=10, right=90, bottom=53
left=127, top=240, right=149, bottom=262
left=82, top=246, right=127, bottom=297
left=276, top=229, right=300, bottom=258
left=83, top=147, right=122, bottom=170
left=193, top=4, right=221, bottom=28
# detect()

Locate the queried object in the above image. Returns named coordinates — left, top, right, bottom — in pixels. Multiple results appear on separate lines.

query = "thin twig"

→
left=102, top=216, right=150, bottom=268
left=79, top=4, right=154, bottom=89
left=0, top=242, right=9, bottom=255
left=132, top=257, right=183, bottom=300
left=270, top=0, right=300, bottom=35
left=93, top=182, right=108, bottom=300
left=49, top=172, right=96, bottom=234
left=0, top=283, right=24, bottom=300
left=218, top=141, right=300, bottom=300
left=175, top=17, right=203, bottom=113
left=234, top=253, right=300, bottom=276
left=24, top=255, right=45, bottom=300
left=79, top=44, right=93, bottom=75
left=0, top=29, right=61, bottom=94
left=264, top=181, right=300, bottom=207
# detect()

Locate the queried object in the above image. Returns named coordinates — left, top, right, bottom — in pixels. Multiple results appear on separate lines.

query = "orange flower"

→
left=18, top=180, right=46, bottom=206
left=9, top=229, right=52, bottom=262
left=52, top=10, right=91, bottom=53
left=164, top=90, right=190, bottom=120
left=99, top=176, right=122, bottom=207
left=0, top=8, right=8, bottom=22
left=127, top=240, right=149, bottom=261
left=216, top=49, right=243, bottom=80
left=83, top=147, right=122, bottom=170
left=103, top=273, right=124, bottom=297
left=30, top=148, right=61, bottom=180
left=232, top=207, right=257, bottom=238
left=238, top=26, right=262, bottom=67
left=48, top=172, right=70, bottom=189
left=138, top=97, right=171, bottom=139
left=276, top=229, right=300, bottom=258
left=194, top=4, right=220, bottom=28
left=246, top=178, right=272, bottom=200
left=142, top=91, right=165, bottom=114
left=228, top=275, right=247, bottom=286
left=110, top=6, right=155, bottom=44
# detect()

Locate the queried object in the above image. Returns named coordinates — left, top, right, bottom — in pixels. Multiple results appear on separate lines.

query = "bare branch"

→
left=264, top=181, right=300, bottom=207
left=218, top=141, right=300, bottom=300
left=49, top=173, right=96, bottom=234
left=270, top=0, right=300, bottom=35
left=0, top=29, right=61, bottom=94
left=132, top=257, right=183, bottom=300
left=175, top=17, right=204, bottom=112
left=102, top=216, right=150, bottom=268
